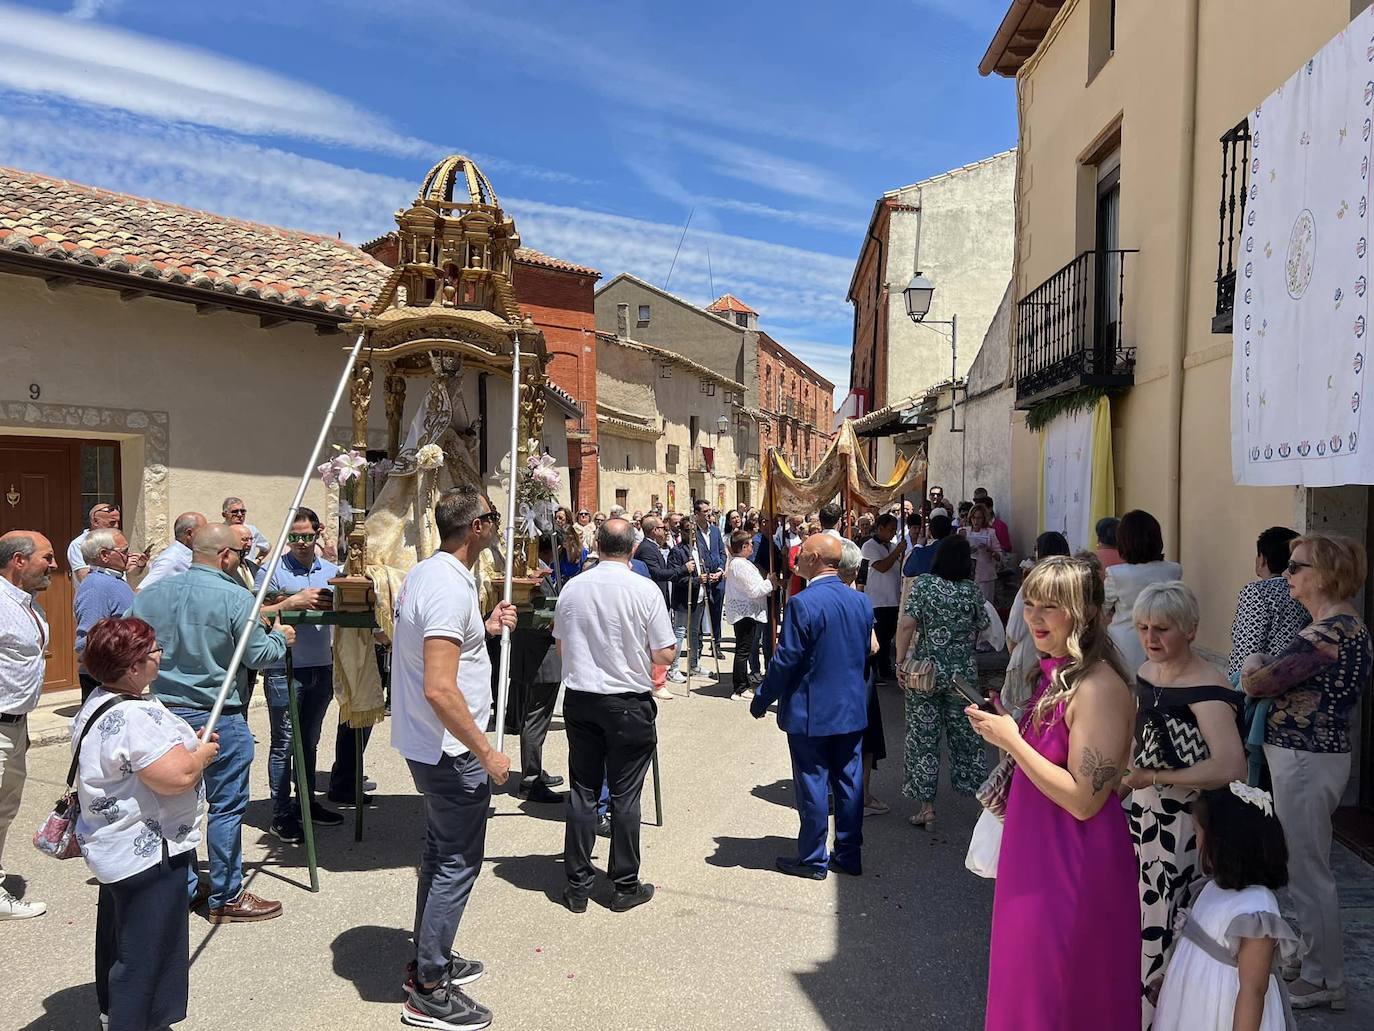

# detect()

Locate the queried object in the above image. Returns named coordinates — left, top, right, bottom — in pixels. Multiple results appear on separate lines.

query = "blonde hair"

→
left=1022, top=556, right=1131, bottom=727
left=1291, top=533, right=1367, bottom=600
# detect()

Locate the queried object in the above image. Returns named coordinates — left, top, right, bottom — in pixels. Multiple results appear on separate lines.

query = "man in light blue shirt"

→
left=130, top=523, right=291, bottom=923
left=253, top=507, right=339, bottom=842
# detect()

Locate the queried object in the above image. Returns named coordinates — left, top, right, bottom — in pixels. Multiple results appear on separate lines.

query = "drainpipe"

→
left=1164, top=0, right=1201, bottom=561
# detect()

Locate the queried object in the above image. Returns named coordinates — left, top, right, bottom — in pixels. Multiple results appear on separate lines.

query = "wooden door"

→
left=0, top=438, right=78, bottom=691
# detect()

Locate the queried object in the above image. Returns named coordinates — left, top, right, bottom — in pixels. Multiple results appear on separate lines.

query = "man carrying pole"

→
left=391, top=484, right=516, bottom=1029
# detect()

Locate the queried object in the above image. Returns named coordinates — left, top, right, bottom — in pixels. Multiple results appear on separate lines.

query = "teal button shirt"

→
left=128, top=564, right=288, bottom=709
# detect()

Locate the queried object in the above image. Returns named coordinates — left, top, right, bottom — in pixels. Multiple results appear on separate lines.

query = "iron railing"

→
left=1015, top=247, right=1138, bottom=409
left=1213, top=118, right=1250, bottom=333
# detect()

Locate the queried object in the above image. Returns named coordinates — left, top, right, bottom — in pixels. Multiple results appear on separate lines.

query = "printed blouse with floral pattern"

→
left=902, top=573, right=990, bottom=688
left=1243, top=613, right=1373, bottom=752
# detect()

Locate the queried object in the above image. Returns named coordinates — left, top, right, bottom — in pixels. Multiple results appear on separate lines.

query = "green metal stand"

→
left=283, top=649, right=319, bottom=893
left=651, top=747, right=663, bottom=827
left=279, top=608, right=381, bottom=888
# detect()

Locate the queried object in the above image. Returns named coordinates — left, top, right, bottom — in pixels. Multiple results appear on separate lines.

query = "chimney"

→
left=616, top=303, right=629, bottom=339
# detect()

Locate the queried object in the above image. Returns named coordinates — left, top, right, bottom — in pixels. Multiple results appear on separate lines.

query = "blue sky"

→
left=0, top=0, right=1016, bottom=398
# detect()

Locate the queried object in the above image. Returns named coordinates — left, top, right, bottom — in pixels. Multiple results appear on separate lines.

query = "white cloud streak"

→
left=0, top=104, right=857, bottom=341
left=0, top=4, right=594, bottom=187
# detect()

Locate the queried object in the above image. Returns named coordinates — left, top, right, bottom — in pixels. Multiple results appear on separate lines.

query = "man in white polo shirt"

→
left=554, top=517, right=676, bottom=915
left=391, top=484, right=516, bottom=1031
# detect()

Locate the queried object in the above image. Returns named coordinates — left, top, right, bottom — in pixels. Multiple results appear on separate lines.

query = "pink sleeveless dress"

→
left=985, top=657, right=1140, bottom=1030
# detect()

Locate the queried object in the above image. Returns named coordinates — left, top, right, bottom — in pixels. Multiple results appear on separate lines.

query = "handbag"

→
left=975, top=754, right=1016, bottom=819
left=33, top=695, right=131, bottom=860
left=965, top=807, right=1003, bottom=879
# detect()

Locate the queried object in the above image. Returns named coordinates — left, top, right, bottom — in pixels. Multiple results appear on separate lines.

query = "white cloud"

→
left=0, top=104, right=857, bottom=341
left=0, top=4, right=593, bottom=187
left=66, top=0, right=119, bottom=19
left=666, top=130, right=867, bottom=206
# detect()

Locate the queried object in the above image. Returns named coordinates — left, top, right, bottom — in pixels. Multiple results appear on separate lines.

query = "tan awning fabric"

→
left=762, top=420, right=926, bottom=514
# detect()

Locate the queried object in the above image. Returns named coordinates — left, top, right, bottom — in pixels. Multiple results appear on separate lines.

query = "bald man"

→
left=0, top=530, right=57, bottom=919
left=139, top=511, right=208, bottom=590
left=130, top=522, right=293, bottom=923
left=751, top=532, right=875, bottom=879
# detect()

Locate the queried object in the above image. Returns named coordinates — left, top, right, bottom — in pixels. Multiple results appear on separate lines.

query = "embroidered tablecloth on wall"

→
left=1233, top=12, right=1374, bottom=486
left=1038, top=398, right=1114, bottom=551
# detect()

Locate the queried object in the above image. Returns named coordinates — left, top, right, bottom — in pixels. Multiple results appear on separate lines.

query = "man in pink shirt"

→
left=1094, top=516, right=1125, bottom=570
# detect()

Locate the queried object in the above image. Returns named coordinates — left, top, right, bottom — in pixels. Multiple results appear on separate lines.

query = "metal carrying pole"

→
left=200, top=329, right=368, bottom=742
left=494, top=330, right=522, bottom=753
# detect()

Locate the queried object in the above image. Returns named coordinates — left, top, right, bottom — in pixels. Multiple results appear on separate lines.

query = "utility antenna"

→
left=705, top=239, right=715, bottom=301
left=664, top=207, right=694, bottom=290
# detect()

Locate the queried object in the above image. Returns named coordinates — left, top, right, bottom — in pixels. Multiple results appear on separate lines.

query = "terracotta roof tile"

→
left=706, top=293, right=757, bottom=315
left=0, top=166, right=391, bottom=316
left=513, top=246, right=600, bottom=278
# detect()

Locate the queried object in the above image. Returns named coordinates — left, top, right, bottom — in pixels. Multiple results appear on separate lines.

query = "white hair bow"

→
left=1229, top=781, right=1275, bottom=817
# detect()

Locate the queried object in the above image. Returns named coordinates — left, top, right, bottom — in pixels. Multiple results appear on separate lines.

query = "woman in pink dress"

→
left=967, top=556, right=1141, bottom=1031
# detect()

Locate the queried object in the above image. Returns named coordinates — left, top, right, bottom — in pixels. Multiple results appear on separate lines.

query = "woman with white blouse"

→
left=958, top=503, right=1003, bottom=603
left=723, top=530, right=776, bottom=698
left=1104, top=509, right=1182, bottom=678
left=72, top=617, right=217, bottom=1031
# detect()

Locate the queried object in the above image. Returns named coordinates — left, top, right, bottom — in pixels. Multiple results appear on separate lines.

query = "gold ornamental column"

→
left=346, top=359, right=372, bottom=578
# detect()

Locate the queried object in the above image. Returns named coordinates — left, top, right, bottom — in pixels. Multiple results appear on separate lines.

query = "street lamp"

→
left=903, top=272, right=960, bottom=434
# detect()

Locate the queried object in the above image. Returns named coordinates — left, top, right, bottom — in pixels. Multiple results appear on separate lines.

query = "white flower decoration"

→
left=1228, top=781, right=1275, bottom=817
left=416, top=443, right=444, bottom=471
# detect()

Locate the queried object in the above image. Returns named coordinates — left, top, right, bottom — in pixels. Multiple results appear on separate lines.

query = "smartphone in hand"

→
left=952, top=673, right=995, bottom=712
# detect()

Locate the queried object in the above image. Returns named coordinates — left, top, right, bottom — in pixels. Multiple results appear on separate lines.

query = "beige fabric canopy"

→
left=762, top=420, right=926, bottom=514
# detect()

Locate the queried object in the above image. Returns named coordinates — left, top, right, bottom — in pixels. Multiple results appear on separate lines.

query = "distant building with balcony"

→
left=594, top=316, right=744, bottom=514
left=845, top=150, right=1016, bottom=468
left=594, top=274, right=834, bottom=505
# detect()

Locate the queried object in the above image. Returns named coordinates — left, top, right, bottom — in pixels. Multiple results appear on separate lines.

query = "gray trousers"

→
left=406, top=752, right=490, bottom=985
left=1265, top=744, right=1350, bottom=988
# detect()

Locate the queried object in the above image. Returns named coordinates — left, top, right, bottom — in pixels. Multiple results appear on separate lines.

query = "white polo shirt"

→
left=390, top=551, right=491, bottom=764
left=553, top=560, right=675, bottom=696
left=0, top=576, right=48, bottom=715
left=861, top=537, right=903, bottom=609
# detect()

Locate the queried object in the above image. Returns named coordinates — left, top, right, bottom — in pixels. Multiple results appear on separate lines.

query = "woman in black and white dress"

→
left=1118, top=582, right=1246, bottom=1028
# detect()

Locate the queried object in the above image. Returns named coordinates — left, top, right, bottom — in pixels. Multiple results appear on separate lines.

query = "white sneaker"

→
left=665, top=668, right=686, bottom=684
left=0, top=888, right=47, bottom=920
left=652, top=686, right=674, bottom=701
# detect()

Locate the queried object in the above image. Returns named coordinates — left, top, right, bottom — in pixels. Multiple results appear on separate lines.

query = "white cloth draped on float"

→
left=1037, top=397, right=1115, bottom=550
left=1233, top=10, right=1374, bottom=486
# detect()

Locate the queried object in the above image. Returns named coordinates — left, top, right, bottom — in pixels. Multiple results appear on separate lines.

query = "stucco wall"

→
left=1007, top=0, right=1356, bottom=653
left=882, top=152, right=1016, bottom=408
left=0, top=274, right=570, bottom=557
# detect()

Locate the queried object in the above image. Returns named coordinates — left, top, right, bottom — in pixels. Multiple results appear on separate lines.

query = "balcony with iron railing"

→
left=1014, top=248, right=1138, bottom=409
left=1212, top=118, right=1250, bottom=333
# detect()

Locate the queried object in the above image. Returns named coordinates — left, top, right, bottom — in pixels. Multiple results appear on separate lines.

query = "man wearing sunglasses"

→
left=221, top=497, right=269, bottom=562
left=252, top=508, right=340, bottom=843
left=68, top=502, right=139, bottom=585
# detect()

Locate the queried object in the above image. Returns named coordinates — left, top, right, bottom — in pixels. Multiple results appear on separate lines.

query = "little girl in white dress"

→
left=1153, top=783, right=1299, bottom=1031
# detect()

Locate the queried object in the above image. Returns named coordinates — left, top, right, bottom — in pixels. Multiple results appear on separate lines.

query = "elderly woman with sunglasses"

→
left=1241, top=534, right=1373, bottom=1012
left=72, top=617, right=219, bottom=1031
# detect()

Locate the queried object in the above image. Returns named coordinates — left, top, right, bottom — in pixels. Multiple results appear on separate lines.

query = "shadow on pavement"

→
left=486, top=852, right=566, bottom=898
left=331, top=924, right=412, bottom=1003
left=705, top=834, right=797, bottom=871
left=751, top=778, right=794, bottom=808
left=17, top=983, right=97, bottom=1031
left=239, top=793, right=426, bottom=876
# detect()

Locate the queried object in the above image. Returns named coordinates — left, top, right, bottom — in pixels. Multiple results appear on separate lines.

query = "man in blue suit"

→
left=687, top=498, right=726, bottom=671
left=751, top=532, right=874, bottom=878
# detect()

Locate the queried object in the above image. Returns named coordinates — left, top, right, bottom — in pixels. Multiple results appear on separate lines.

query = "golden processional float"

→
left=201, top=155, right=556, bottom=886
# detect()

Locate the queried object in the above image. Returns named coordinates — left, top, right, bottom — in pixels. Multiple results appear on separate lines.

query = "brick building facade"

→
left=755, top=332, right=834, bottom=478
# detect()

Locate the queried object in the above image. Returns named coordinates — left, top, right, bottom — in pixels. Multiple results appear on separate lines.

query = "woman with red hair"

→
left=71, top=617, right=218, bottom=1031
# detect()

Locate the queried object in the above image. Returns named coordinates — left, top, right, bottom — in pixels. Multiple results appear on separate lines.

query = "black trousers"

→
left=732, top=619, right=759, bottom=692
left=563, top=690, right=656, bottom=895
left=329, top=722, right=372, bottom=798
left=96, top=848, right=192, bottom=1031
left=873, top=606, right=899, bottom=679
left=519, top=679, right=560, bottom=789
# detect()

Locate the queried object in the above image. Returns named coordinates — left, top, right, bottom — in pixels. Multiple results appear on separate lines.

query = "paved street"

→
left=6, top=646, right=1373, bottom=1031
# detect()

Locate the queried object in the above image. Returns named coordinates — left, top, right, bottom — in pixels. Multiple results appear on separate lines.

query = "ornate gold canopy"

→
left=338, top=155, right=549, bottom=576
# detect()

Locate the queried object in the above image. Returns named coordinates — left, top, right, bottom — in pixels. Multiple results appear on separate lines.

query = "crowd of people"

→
left=0, top=477, right=1370, bottom=1031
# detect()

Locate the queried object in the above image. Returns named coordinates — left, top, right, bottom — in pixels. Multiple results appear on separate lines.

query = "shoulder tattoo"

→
left=1078, top=747, right=1121, bottom=794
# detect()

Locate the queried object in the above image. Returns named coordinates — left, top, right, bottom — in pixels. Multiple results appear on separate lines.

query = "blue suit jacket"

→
left=753, top=576, right=873, bottom=737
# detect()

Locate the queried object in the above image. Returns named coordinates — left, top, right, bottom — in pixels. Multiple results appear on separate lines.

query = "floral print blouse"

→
left=1243, top=613, right=1373, bottom=752
left=902, top=574, right=989, bottom=687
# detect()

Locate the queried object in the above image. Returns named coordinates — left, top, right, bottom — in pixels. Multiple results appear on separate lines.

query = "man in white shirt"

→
left=391, top=485, right=516, bottom=1030
left=860, top=513, right=906, bottom=680
left=818, top=502, right=844, bottom=540
left=221, top=497, right=270, bottom=561
left=66, top=502, right=135, bottom=584
left=0, top=531, right=57, bottom=920
left=139, top=511, right=206, bottom=591
left=554, top=517, right=676, bottom=914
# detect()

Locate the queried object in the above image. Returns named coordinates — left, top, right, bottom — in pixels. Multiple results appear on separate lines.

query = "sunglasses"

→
left=286, top=532, right=317, bottom=544
left=479, top=511, right=501, bottom=526
left=1285, top=560, right=1312, bottom=575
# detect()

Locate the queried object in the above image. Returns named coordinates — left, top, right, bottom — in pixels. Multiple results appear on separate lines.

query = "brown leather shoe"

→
left=208, top=891, right=283, bottom=924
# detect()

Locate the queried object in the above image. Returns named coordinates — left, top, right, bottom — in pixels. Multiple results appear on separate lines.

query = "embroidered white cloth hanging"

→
left=1040, top=404, right=1095, bottom=550
left=1233, top=10, right=1374, bottom=486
